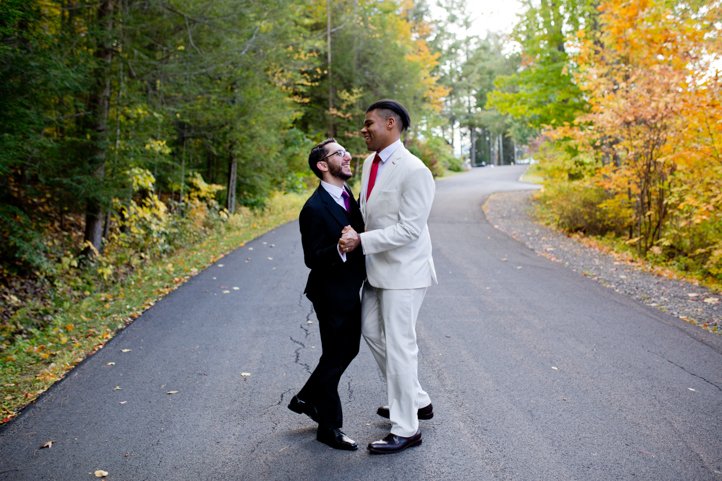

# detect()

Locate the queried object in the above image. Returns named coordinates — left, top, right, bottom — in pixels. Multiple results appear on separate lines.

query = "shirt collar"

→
left=320, top=180, right=345, bottom=200
left=377, top=139, right=402, bottom=163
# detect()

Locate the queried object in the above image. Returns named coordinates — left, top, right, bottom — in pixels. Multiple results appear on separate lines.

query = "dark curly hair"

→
left=308, top=138, right=336, bottom=179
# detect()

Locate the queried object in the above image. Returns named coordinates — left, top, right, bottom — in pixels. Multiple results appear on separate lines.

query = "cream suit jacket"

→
left=359, top=144, right=437, bottom=289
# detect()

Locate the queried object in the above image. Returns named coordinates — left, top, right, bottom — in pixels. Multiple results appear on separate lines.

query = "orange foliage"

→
left=557, top=0, right=722, bottom=262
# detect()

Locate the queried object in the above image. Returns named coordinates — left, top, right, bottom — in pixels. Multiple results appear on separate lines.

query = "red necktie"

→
left=366, top=154, right=381, bottom=201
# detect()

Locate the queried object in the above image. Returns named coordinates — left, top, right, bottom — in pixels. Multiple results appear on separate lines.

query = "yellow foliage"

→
left=550, top=0, right=722, bottom=259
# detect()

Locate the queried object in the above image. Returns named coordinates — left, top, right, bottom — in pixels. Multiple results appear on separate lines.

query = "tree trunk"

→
left=326, top=0, right=335, bottom=137
left=469, top=127, right=476, bottom=166
left=227, top=154, right=237, bottom=214
left=83, top=0, right=115, bottom=256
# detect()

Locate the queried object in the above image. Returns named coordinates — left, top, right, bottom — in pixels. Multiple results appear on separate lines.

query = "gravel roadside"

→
left=483, top=190, right=721, bottom=334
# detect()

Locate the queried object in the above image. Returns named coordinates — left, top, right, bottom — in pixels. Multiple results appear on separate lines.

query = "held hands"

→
left=339, top=226, right=360, bottom=253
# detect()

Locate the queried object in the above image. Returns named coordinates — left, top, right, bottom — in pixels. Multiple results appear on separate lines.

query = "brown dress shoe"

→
left=376, top=403, right=433, bottom=420
left=368, top=431, right=422, bottom=454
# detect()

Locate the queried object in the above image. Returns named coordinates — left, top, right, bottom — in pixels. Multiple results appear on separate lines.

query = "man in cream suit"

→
left=340, top=99, right=436, bottom=454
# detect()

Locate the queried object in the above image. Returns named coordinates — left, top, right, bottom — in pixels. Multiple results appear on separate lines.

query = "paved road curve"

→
left=2, top=166, right=721, bottom=480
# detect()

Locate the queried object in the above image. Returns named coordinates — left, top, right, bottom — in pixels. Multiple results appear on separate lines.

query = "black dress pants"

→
left=297, top=303, right=361, bottom=428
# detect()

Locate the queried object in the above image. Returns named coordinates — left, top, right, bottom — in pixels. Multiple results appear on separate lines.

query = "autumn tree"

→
left=487, top=0, right=596, bottom=132
left=297, top=0, right=450, bottom=173
left=539, top=0, right=722, bottom=278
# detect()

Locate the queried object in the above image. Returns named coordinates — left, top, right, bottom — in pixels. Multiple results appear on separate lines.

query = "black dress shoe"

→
left=316, top=426, right=358, bottom=451
left=376, top=403, right=434, bottom=420
left=368, top=431, right=422, bottom=454
left=288, top=395, right=319, bottom=423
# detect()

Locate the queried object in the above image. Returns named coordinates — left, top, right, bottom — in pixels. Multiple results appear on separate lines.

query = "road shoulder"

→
left=483, top=190, right=721, bottom=335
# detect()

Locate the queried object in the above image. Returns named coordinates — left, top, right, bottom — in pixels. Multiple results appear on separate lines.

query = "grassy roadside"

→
left=1, top=191, right=308, bottom=423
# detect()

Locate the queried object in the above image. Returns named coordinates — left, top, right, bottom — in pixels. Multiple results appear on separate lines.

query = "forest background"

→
left=1, top=0, right=720, bottom=421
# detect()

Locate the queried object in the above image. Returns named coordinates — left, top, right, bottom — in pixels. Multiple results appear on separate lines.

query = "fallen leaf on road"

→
left=40, top=441, right=53, bottom=449
left=121, top=349, right=131, bottom=353
left=120, top=401, right=127, bottom=405
left=233, top=287, right=240, bottom=290
left=267, top=257, right=273, bottom=261
left=94, top=470, right=109, bottom=478
left=551, top=366, right=559, bottom=370
left=222, top=290, right=230, bottom=294
left=114, top=386, right=122, bottom=391
left=217, top=264, right=224, bottom=267
left=107, top=362, right=115, bottom=366
left=688, top=388, right=696, bottom=392
left=241, top=372, right=251, bottom=377
left=167, top=390, right=179, bottom=395
left=703, top=297, right=719, bottom=305
left=687, top=293, right=700, bottom=298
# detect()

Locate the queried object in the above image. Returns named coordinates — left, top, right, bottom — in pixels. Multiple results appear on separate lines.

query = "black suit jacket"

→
left=299, top=184, right=366, bottom=313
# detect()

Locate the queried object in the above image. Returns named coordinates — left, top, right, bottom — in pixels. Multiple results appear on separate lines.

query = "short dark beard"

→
left=328, top=162, right=351, bottom=181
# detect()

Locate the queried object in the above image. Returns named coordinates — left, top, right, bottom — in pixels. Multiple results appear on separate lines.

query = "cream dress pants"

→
left=361, top=284, right=431, bottom=437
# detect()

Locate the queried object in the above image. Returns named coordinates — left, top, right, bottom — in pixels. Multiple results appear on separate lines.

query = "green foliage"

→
left=536, top=181, right=629, bottom=235
left=486, top=0, right=594, bottom=132
left=0, top=203, right=48, bottom=273
left=430, top=5, right=524, bottom=165
left=1, top=0, right=472, bottom=419
left=1, top=190, right=309, bottom=422
left=408, top=137, right=460, bottom=175
left=488, top=60, right=587, bottom=130
left=297, top=0, right=447, bottom=153
left=534, top=140, right=624, bottom=235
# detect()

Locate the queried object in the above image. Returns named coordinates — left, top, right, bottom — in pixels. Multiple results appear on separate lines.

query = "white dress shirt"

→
left=373, top=138, right=403, bottom=179
left=321, top=180, right=349, bottom=262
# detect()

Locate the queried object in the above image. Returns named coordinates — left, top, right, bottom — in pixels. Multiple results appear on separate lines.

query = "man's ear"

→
left=386, top=116, right=396, bottom=131
left=317, top=160, right=329, bottom=173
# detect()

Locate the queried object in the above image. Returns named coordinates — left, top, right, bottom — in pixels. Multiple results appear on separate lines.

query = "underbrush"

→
left=0, top=188, right=308, bottom=422
left=533, top=184, right=722, bottom=293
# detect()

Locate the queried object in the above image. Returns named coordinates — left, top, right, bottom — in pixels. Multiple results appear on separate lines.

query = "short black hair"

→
left=366, top=99, right=411, bottom=132
left=308, top=138, right=336, bottom=179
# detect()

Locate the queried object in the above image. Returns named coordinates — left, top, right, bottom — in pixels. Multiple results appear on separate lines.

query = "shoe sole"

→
left=317, top=438, right=359, bottom=451
left=368, top=438, right=422, bottom=454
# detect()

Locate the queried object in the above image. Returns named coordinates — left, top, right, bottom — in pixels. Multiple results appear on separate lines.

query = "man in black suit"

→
left=288, top=138, right=366, bottom=450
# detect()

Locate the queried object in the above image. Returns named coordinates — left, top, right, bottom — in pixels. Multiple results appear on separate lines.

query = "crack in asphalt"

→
left=346, top=379, right=354, bottom=402
left=271, top=388, right=294, bottom=409
left=662, top=356, right=722, bottom=392
left=300, top=305, right=315, bottom=338
left=289, top=336, right=312, bottom=374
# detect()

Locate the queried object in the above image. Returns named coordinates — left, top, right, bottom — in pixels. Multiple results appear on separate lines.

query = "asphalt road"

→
left=1, top=166, right=721, bottom=481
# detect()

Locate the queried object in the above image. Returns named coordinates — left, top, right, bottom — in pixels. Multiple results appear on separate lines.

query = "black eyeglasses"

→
left=322, top=149, right=348, bottom=160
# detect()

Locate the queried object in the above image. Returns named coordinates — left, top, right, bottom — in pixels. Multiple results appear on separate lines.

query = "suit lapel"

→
left=317, top=185, right=349, bottom=228
left=365, top=146, right=405, bottom=208
left=360, top=153, right=374, bottom=216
